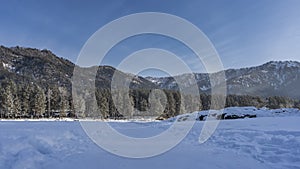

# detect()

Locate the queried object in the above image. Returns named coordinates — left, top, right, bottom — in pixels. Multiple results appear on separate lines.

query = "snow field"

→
left=0, top=107, right=299, bottom=169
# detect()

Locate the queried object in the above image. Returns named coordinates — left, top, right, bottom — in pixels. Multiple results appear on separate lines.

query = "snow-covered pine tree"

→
left=58, top=87, right=69, bottom=118
left=96, top=89, right=109, bottom=119
left=2, top=81, right=15, bottom=118
left=21, top=85, right=31, bottom=118
left=30, top=85, right=46, bottom=118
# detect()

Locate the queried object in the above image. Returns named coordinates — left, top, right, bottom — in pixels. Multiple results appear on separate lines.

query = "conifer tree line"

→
left=0, top=80, right=71, bottom=119
left=0, top=80, right=299, bottom=119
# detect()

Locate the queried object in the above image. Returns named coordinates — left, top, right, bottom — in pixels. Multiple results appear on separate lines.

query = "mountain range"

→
left=0, top=45, right=299, bottom=99
left=147, top=61, right=300, bottom=99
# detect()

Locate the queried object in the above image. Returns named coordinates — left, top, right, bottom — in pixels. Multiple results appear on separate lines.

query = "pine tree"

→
left=50, top=87, right=61, bottom=116
left=148, top=89, right=166, bottom=117
left=0, top=84, right=3, bottom=118
left=59, top=87, right=69, bottom=118
left=31, top=85, right=46, bottom=118
left=11, top=82, right=21, bottom=118
left=166, top=92, right=176, bottom=117
left=97, top=89, right=110, bottom=119
left=73, top=91, right=86, bottom=118
left=2, top=82, right=14, bottom=118
left=123, top=94, right=134, bottom=118
left=46, top=88, right=52, bottom=117
left=21, top=85, right=31, bottom=118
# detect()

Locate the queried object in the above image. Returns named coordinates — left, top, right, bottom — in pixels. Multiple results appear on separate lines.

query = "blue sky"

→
left=0, top=0, right=299, bottom=76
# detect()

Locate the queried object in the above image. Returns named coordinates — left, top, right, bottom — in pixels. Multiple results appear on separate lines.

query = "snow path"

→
left=0, top=117, right=299, bottom=169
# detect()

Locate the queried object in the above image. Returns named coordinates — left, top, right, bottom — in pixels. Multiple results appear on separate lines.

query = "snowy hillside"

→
left=0, top=107, right=300, bottom=169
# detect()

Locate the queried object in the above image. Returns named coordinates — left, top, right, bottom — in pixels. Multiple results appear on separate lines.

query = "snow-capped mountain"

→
left=146, top=61, right=300, bottom=99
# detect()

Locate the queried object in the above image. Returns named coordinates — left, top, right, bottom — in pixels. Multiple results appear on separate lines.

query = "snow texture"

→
left=0, top=107, right=300, bottom=169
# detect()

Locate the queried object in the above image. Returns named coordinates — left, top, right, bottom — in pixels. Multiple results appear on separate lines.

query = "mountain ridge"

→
left=147, top=60, right=300, bottom=99
left=0, top=45, right=299, bottom=99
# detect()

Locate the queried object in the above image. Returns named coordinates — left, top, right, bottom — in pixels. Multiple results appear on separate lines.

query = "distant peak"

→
left=264, top=60, right=300, bottom=68
left=10, top=46, right=53, bottom=54
left=265, top=60, right=299, bottom=64
left=99, top=65, right=116, bottom=70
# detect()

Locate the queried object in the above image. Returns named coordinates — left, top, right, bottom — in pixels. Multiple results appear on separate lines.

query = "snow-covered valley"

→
left=0, top=108, right=300, bottom=169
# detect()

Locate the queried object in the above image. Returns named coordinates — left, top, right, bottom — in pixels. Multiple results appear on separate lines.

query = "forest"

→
left=0, top=79, right=299, bottom=119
